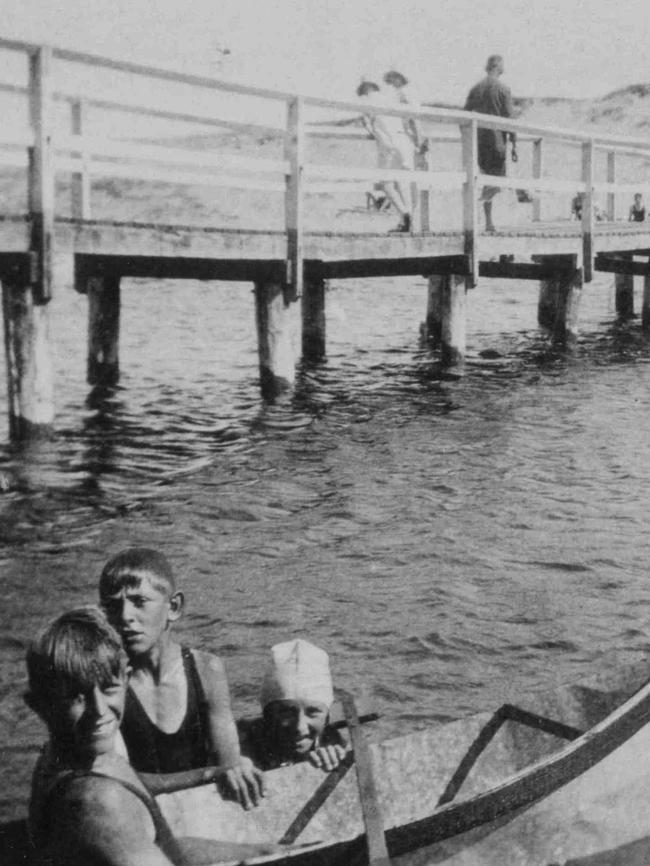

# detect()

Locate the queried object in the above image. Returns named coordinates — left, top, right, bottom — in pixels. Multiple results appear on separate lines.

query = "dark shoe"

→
left=389, top=214, right=411, bottom=233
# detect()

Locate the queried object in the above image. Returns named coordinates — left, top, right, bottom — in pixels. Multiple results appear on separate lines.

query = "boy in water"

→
left=98, top=547, right=265, bottom=809
left=241, top=638, right=348, bottom=771
left=25, top=606, right=277, bottom=866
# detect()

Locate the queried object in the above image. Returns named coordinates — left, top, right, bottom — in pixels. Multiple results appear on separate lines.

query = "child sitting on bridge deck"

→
left=99, top=547, right=265, bottom=809
left=25, top=606, right=278, bottom=866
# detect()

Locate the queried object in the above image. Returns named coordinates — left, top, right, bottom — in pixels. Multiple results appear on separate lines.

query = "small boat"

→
left=3, top=658, right=650, bottom=865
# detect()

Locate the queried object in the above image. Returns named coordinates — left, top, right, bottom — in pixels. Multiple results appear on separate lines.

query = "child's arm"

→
left=193, top=650, right=267, bottom=810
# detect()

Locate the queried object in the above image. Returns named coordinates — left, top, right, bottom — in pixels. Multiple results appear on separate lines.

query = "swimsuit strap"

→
left=42, top=770, right=185, bottom=865
left=181, top=646, right=211, bottom=754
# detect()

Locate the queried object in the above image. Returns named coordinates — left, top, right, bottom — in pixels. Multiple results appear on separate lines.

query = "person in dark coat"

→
left=464, top=55, right=519, bottom=232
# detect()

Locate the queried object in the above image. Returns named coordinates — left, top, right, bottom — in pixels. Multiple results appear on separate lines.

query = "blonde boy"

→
left=26, top=607, right=276, bottom=866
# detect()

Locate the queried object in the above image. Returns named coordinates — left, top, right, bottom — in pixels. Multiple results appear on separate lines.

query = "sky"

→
left=1, top=0, right=649, bottom=105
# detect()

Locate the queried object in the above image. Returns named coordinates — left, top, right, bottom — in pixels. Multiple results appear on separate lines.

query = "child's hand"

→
left=220, top=757, right=266, bottom=810
left=307, top=744, right=348, bottom=772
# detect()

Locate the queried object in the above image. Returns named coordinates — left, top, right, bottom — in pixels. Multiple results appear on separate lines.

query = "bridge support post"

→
left=425, top=273, right=466, bottom=364
left=254, top=280, right=298, bottom=398
left=87, top=273, right=121, bottom=386
left=302, top=274, right=326, bottom=364
left=1, top=278, right=54, bottom=438
left=615, top=255, right=634, bottom=319
left=536, top=256, right=582, bottom=345
left=424, top=274, right=443, bottom=342
left=642, top=265, right=650, bottom=332
left=553, top=269, right=583, bottom=345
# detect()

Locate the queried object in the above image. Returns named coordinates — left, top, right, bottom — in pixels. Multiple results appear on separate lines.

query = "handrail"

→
left=1, top=36, right=650, bottom=298
left=2, top=37, right=650, bottom=153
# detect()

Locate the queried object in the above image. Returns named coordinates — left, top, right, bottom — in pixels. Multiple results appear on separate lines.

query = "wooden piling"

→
left=302, top=274, right=326, bottom=364
left=538, top=278, right=558, bottom=330
left=615, top=255, right=635, bottom=319
left=439, top=274, right=467, bottom=365
left=553, top=268, right=583, bottom=345
left=536, top=255, right=581, bottom=344
left=424, top=274, right=443, bottom=342
left=2, top=280, right=54, bottom=437
left=254, top=279, right=298, bottom=398
left=642, top=268, right=650, bottom=333
left=87, top=273, right=121, bottom=386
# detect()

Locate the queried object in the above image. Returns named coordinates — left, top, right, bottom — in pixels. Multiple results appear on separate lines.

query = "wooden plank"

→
left=460, top=119, right=478, bottom=288
left=54, top=133, right=290, bottom=175
left=28, top=45, right=54, bottom=303
left=74, top=253, right=286, bottom=284
left=284, top=97, right=305, bottom=301
left=310, top=255, right=469, bottom=280
left=595, top=254, right=650, bottom=276
left=56, top=157, right=286, bottom=193
left=340, top=690, right=391, bottom=866
left=478, top=174, right=585, bottom=194
left=479, top=260, right=577, bottom=281
left=0, top=252, right=37, bottom=283
left=305, top=164, right=465, bottom=186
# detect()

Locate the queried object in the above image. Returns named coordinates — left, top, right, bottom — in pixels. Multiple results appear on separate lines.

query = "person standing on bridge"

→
left=357, top=75, right=413, bottom=233
left=464, top=54, right=518, bottom=233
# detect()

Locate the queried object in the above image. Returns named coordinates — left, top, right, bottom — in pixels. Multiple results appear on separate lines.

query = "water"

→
left=2, top=268, right=650, bottom=822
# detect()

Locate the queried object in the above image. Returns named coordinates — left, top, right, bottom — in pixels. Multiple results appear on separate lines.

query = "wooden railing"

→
left=2, top=38, right=650, bottom=297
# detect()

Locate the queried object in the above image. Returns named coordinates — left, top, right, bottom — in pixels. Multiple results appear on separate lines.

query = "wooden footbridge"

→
left=2, top=38, right=650, bottom=437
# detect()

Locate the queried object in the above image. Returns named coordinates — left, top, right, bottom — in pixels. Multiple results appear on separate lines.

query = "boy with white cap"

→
left=241, top=639, right=348, bottom=771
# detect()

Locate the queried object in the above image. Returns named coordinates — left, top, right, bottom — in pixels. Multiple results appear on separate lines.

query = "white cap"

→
left=260, top=639, right=334, bottom=709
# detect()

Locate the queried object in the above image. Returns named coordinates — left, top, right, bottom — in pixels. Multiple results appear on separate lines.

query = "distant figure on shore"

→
left=464, top=55, right=519, bottom=233
left=356, top=75, right=414, bottom=233
left=629, top=192, right=646, bottom=222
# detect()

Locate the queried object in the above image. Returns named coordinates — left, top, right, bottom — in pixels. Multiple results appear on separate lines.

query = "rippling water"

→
left=2, top=268, right=650, bottom=820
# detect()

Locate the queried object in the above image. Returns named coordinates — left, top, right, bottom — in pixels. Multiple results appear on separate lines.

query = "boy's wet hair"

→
left=26, top=606, right=127, bottom=705
left=99, top=547, right=176, bottom=598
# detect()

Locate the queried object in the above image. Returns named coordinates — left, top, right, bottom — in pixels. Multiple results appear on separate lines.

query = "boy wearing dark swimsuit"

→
left=99, top=547, right=265, bottom=809
left=25, top=606, right=277, bottom=866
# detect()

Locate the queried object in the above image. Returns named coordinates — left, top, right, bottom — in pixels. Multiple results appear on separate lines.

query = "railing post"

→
left=581, top=139, right=594, bottom=283
left=460, top=119, right=478, bottom=288
left=71, top=98, right=91, bottom=220
left=532, top=138, right=543, bottom=222
left=28, top=45, right=55, bottom=303
left=416, top=139, right=430, bottom=233
left=284, top=97, right=305, bottom=303
left=606, top=150, right=616, bottom=222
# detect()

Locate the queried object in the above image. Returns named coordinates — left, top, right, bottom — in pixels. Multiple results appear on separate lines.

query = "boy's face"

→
left=44, top=673, right=127, bottom=760
left=100, top=575, right=180, bottom=657
left=266, top=698, right=329, bottom=759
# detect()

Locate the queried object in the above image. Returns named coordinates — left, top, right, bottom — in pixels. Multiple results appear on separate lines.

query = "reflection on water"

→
left=2, top=271, right=650, bottom=819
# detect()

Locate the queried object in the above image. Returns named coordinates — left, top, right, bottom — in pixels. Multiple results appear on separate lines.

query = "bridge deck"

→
left=2, top=216, right=650, bottom=282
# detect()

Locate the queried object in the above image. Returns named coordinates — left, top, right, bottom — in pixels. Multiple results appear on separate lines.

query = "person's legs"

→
left=483, top=200, right=495, bottom=233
